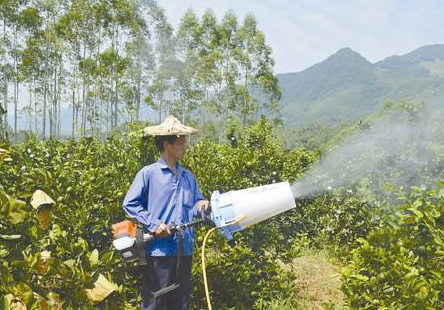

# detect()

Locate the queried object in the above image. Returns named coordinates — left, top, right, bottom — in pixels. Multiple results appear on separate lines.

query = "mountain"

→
left=377, top=44, right=444, bottom=75
left=278, top=44, right=444, bottom=127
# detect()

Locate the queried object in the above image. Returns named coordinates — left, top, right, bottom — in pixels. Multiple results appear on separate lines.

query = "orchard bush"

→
left=342, top=182, right=444, bottom=310
left=0, top=127, right=155, bottom=309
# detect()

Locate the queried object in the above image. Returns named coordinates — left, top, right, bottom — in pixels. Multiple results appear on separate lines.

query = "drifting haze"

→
left=291, top=103, right=444, bottom=198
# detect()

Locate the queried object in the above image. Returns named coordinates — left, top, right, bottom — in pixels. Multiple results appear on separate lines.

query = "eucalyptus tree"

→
left=11, top=3, right=20, bottom=141
left=45, top=1, right=67, bottom=139
left=175, top=9, right=220, bottom=134
left=0, top=0, right=21, bottom=141
left=213, top=10, right=240, bottom=141
left=18, top=4, right=43, bottom=136
left=28, top=0, right=67, bottom=139
left=0, top=15, right=10, bottom=140
left=234, top=13, right=280, bottom=125
left=59, top=0, right=112, bottom=137
left=123, top=35, right=155, bottom=123
left=102, top=0, right=141, bottom=131
left=120, top=0, right=159, bottom=124
left=74, top=0, right=95, bottom=136
left=55, top=1, right=81, bottom=138
left=175, top=9, right=203, bottom=123
left=1, top=0, right=44, bottom=141
left=147, top=17, right=180, bottom=122
left=195, top=9, right=219, bottom=134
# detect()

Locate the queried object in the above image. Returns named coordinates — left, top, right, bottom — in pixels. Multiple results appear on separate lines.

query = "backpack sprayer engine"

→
left=112, top=217, right=207, bottom=265
left=112, top=217, right=209, bottom=299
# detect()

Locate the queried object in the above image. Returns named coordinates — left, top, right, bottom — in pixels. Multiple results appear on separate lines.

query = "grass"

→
left=276, top=249, right=345, bottom=310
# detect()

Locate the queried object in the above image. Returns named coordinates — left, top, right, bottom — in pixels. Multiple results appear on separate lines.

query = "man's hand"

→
left=154, top=223, right=171, bottom=238
left=196, top=200, right=211, bottom=215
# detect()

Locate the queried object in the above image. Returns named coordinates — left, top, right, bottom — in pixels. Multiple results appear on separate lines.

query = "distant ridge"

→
left=277, top=44, right=444, bottom=127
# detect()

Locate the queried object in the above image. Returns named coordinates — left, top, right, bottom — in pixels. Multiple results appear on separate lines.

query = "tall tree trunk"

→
left=106, top=95, right=109, bottom=135
left=4, top=80, right=8, bottom=141
left=71, top=87, right=75, bottom=138
left=13, top=72, right=17, bottom=141
left=72, top=39, right=79, bottom=139
left=93, top=24, right=101, bottom=136
left=203, top=81, right=207, bottom=135
left=34, top=79, right=37, bottom=135
left=28, top=83, right=32, bottom=133
left=2, top=19, right=8, bottom=140
left=74, top=46, right=80, bottom=139
left=57, top=63, right=62, bottom=138
left=42, top=14, right=49, bottom=140
left=92, top=83, right=96, bottom=135
left=113, top=27, right=119, bottom=129
left=54, top=60, right=57, bottom=138
left=243, top=67, right=248, bottom=126
left=81, top=42, right=86, bottom=135
left=98, top=85, right=102, bottom=139
left=76, top=74, right=80, bottom=139
left=136, top=47, right=141, bottom=122
left=48, top=53, right=53, bottom=138
left=159, top=99, right=162, bottom=123
left=13, top=24, right=17, bottom=141
left=50, top=58, right=57, bottom=138
left=182, top=96, right=186, bottom=123
left=43, top=63, right=48, bottom=139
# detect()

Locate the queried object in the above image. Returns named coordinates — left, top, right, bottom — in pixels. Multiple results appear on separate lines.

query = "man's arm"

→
left=122, top=168, right=162, bottom=232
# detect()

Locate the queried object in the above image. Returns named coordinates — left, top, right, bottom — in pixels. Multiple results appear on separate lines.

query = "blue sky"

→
left=158, top=0, right=444, bottom=74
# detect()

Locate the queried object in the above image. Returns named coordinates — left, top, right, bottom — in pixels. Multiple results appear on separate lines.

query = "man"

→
left=123, top=116, right=210, bottom=310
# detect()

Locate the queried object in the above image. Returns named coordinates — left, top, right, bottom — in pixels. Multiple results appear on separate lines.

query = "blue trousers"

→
left=140, top=256, right=192, bottom=310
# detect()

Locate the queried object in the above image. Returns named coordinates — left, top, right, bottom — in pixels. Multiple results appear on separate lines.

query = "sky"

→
left=158, top=0, right=444, bottom=74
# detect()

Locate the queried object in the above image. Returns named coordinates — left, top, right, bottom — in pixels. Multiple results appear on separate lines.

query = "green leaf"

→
left=0, top=294, right=11, bottom=310
left=89, top=249, right=99, bottom=267
left=0, top=234, right=21, bottom=240
left=410, top=186, right=422, bottom=192
left=8, top=198, right=29, bottom=225
left=11, top=260, right=28, bottom=268
left=64, top=259, right=76, bottom=271
left=354, top=274, right=369, bottom=281
left=356, top=238, right=368, bottom=245
left=404, top=216, right=416, bottom=224
left=100, top=250, right=114, bottom=264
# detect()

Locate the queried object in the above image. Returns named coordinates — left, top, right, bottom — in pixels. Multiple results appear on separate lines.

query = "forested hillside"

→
left=278, top=44, right=444, bottom=127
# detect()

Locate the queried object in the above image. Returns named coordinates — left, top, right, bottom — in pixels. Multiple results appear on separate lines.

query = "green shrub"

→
left=341, top=182, right=444, bottom=310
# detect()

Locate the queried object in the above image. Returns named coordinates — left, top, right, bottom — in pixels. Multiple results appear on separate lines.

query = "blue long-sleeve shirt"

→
left=123, top=157, right=204, bottom=256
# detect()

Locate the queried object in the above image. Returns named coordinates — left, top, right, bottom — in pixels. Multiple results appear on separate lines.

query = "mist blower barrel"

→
left=209, top=181, right=296, bottom=239
left=113, top=181, right=296, bottom=260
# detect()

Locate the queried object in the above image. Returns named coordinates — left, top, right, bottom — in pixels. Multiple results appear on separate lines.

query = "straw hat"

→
left=30, top=190, right=55, bottom=210
left=143, top=116, right=197, bottom=136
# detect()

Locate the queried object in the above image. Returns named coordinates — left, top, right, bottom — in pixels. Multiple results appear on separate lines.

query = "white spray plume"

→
left=291, top=104, right=444, bottom=198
